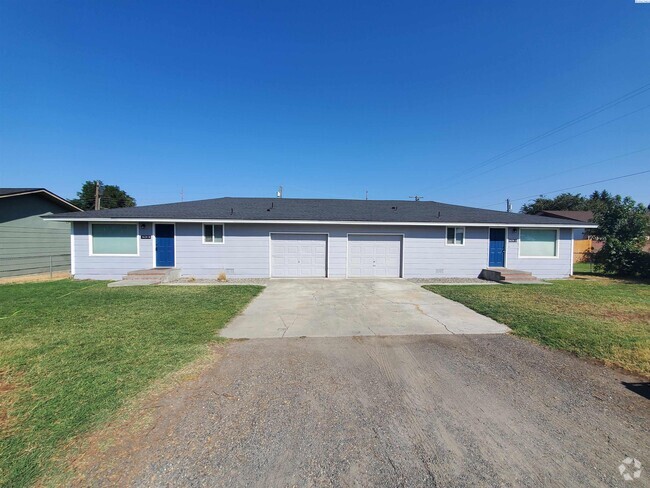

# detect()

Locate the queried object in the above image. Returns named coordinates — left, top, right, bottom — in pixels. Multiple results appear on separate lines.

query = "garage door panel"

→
left=348, top=235, right=402, bottom=278
left=271, top=234, right=327, bottom=278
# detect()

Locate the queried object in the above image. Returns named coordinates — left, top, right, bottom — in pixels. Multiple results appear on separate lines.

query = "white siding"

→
left=71, top=222, right=574, bottom=280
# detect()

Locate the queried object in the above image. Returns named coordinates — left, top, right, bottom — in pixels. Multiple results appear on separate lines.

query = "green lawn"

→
left=0, top=280, right=262, bottom=487
left=424, top=278, right=650, bottom=377
left=572, top=262, right=594, bottom=274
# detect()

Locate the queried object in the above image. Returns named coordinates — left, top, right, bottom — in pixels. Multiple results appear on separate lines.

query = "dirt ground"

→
left=0, top=272, right=69, bottom=285
left=66, top=335, right=648, bottom=487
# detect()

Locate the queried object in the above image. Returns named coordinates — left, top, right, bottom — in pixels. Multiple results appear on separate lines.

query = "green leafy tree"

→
left=591, top=193, right=649, bottom=277
left=520, top=191, right=613, bottom=215
left=70, top=180, right=136, bottom=210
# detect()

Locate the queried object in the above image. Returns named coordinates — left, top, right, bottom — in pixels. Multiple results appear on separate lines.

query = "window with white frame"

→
left=203, top=224, right=224, bottom=244
left=519, top=229, right=558, bottom=257
left=91, top=223, right=138, bottom=255
left=446, top=227, right=465, bottom=245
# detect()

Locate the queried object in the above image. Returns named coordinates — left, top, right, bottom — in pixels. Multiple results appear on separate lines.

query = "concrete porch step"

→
left=122, top=268, right=181, bottom=283
left=480, top=267, right=546, bottom=284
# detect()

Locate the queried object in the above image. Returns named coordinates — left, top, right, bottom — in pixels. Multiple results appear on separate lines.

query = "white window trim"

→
left=518, top=228, right=560, bottom=259
left=202, top=223, right=225, bottom=244
left=445, top=226, right=465, bottom=246
left=89, top=222, right=140, bottom=257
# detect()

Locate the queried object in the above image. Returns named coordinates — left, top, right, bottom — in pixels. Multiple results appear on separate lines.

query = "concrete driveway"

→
left=221, top=279, right=509, bottom=338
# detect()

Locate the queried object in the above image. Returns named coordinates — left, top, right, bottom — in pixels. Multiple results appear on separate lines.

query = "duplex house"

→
left=45, top=197, right=594, bottom=280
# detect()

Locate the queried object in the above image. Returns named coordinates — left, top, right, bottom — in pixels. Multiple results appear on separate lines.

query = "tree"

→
left=520, top=191, right=610, bottom=215
left=70, top=180, right=136, bottom=210
left=591, top=193, right=649, bottom=277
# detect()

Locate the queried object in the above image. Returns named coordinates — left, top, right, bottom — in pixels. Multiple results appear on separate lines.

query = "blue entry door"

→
left=489, top=228, right=506, bottom=267
left=155, top=224, right=175, bottom=267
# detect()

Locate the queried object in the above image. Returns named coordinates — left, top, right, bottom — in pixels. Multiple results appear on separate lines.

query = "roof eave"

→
left=42, top=216, right=595, bottom=228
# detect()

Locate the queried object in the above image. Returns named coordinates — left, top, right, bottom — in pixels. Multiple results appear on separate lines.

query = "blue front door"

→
left=155, top=224, right=175, bottom=267
left=489, top=228, right=506, bottom=267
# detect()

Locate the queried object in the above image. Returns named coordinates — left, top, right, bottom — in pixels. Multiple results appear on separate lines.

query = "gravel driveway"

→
left=71, top=335, right=648, bottom=487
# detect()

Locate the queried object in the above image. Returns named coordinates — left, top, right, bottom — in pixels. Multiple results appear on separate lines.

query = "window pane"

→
left=92, top=224, right=137, bottom=254
left=520, top=229, right=557, bottom=257
left=456, top=228, right=464, bottom=245
left=447, top=227, right=455, bottom=244
left=214, top=225, right=223, bottom=243
left=204, top=224, right=213, bottom=242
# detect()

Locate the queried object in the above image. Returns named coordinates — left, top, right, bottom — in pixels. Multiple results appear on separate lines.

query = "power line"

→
left=466, top=145, right=650, bottom=205
left=483, top=169, right=650, bottom=209
left=445, top=103, right=650, bottom=190
left=422, top=80, right=650, bottom=191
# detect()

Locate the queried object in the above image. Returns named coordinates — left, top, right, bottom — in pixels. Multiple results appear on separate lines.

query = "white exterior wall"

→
left=71, top=222, right=574, bottom=280
left=174, top=223, right=495, bottom=279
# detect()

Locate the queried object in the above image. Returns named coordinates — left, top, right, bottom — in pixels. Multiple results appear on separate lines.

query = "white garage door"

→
left=348, top=234, right=402, bottom=277
left=271, top=234, right=327, bottom=278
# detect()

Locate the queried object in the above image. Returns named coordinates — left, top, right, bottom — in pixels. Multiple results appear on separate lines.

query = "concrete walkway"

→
left=221, top=279, right=509, bottom=338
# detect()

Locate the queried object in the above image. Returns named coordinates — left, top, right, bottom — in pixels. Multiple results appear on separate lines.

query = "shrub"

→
left=591, top=194, right=649, bottom=278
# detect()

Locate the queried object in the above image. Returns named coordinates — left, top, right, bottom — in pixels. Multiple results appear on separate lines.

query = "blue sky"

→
left=1, top=1, right=649, bottom=209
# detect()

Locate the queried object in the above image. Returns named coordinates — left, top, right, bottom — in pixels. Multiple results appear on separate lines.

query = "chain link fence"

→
left=0, top=253, right=71, bottom=279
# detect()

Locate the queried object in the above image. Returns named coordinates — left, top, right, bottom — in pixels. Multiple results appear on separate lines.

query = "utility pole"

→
left=409, top=195, right=423, bottom=202
left=365, top=190, right=368, bottom=201
left=506, top=199, right=512, bottom=213
left=94, top=181, right=101, bottom=210
left=277, top=186, right=283, bottom=198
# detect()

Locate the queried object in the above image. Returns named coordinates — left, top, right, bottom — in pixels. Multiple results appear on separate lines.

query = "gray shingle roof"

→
left=46, top=197, right=583, bottom=226
left=0, top=188, right=42, bottom=196
left=0, top=187, right=81, bottom=211
left=537, top=210, right=594, bottom=223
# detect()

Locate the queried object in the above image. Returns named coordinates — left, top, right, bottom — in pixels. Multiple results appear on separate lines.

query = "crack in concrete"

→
left=279, top=315, right=290, bottom=338
left=368, top=289, right=456, bottom=335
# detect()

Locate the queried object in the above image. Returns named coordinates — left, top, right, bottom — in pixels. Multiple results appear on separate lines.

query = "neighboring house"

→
left=0, top=188, right=82, bottom=278
left=46, top=197, right=596, bottom=280
left=536, top=210, right=601, bottom=262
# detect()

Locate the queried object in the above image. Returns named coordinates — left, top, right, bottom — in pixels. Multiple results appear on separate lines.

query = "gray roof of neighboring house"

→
left=0, top=188, right=42, bottom=196
left=536, top=210, right=594, bottom=223
left=45, top=197, right=586, bottom=226
left=0, top=187, right=82, bottom=211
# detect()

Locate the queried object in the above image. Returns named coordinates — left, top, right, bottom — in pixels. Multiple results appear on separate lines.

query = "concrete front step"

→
left=122, top=268, right=181, bottom=283
left=127, top=268, right=172, bottom=276
left=480, top=267, right=544, bottom=284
